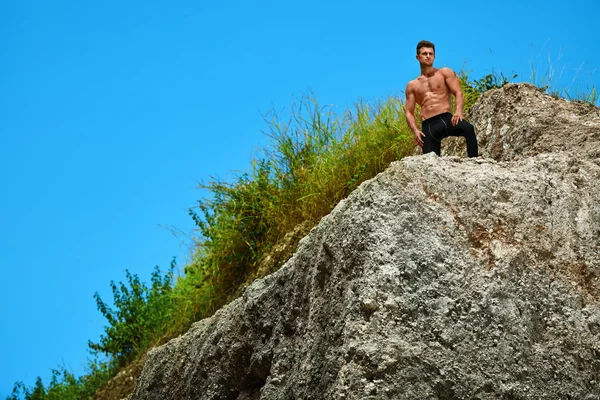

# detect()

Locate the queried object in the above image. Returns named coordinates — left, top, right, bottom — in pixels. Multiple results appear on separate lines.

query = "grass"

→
left=167, top=92, right=417, bottom=335
left=8, top=69, right=597, bottom=400
left=528, top=50, right=599, bottom=105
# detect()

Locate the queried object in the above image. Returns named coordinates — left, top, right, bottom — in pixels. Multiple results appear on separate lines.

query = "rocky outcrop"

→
left=130, top=85, right=600, bottom=399
left=444, top=83, right=600, bottom=160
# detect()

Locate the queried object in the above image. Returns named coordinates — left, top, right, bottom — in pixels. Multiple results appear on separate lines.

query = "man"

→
left=405, top=40, right=478, bottom=158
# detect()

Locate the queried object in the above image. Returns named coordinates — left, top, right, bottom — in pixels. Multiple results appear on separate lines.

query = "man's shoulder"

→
left=438, top=67, right=457, bottom=78
left=406, top=77, right=418, bottom=87
left=406, top=76, right=422, bottom=90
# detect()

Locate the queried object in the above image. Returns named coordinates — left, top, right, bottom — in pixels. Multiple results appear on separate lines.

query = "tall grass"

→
left=168, top=93, right=416, bottom=333
left=528, top=51, right=599, bottom=105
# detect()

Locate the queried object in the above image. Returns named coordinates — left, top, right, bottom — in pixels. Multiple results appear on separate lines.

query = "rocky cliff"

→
left=130, top=84, right=600, bottom=399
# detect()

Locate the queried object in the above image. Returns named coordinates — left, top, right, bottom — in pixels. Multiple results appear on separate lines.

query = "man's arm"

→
left=442, top=68, right=464, bottom=126
left=404, top=82, right=424, bottom=147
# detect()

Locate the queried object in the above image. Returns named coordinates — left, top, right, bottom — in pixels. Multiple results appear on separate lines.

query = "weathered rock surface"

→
left=130, top=86, right=600, bottom=400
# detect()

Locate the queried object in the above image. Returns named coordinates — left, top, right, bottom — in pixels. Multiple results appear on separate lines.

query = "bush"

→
left=7, top=362, right=113, bottom=400
left=88, top=260, right=176, bottom=367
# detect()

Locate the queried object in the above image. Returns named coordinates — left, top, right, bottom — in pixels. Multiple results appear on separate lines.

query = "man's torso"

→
left=409, top=68, right=453, bottom=120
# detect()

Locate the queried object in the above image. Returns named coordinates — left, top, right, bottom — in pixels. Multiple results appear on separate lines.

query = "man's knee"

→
left=461, top=122, right=478, bottom=158
left=459, top=126, right=477, bottom=146
left=461, top=121, right=476, bottom=136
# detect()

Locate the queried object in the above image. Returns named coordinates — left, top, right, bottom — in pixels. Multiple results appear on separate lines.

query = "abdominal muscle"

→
left=414, top=72, right=453, bottom=120
left=419, top=91, right=452, bottom=120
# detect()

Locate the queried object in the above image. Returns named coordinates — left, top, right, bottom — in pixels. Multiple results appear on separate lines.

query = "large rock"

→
left=130, top=87, right=600, bottom=400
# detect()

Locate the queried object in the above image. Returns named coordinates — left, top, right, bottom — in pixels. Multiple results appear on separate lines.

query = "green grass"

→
left=9, top=69, right=597, bottom=400
left=167, top=92, right=416, bottom=334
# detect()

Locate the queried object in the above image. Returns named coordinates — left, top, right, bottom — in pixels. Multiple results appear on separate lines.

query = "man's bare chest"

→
left=415, top=76, right=448, bottom=99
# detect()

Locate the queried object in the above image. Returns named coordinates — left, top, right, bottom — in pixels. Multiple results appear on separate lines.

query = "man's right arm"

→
left=405, top=82, right=424, bottom=147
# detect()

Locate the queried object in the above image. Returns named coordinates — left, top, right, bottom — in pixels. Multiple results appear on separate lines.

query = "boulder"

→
left=130, top=85, right=600, bottom=399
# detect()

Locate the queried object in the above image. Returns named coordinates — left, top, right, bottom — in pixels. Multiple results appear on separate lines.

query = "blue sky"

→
left=1, top=0, right=598, bottom=396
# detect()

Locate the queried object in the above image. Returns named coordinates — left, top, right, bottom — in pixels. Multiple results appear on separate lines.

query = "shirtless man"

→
left=405, top=40, right=478, bottom=158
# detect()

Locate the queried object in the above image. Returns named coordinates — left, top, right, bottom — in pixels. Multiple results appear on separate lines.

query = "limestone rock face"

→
left=130, top=86, right=600, bottom=400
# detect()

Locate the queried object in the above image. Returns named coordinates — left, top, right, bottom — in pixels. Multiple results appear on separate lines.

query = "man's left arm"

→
left=442, top=68, right=464, bottom=126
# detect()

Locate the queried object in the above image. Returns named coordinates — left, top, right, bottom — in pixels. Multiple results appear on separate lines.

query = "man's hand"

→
left=451, top=113, right=463, bottom=126
left=414, top=130, right=425, bottom=147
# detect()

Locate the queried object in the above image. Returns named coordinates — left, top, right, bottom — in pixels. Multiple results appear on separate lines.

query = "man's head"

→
left=416, top=40, right=435, bottom=55
left=416, top=40, right=435, bottom=66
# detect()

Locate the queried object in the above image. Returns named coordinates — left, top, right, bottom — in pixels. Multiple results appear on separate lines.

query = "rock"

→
left=443, top=83, right=600, bottom=160
left=130, top=86, right=600, bottom=399
left=95, top=355, right=145, bottom=400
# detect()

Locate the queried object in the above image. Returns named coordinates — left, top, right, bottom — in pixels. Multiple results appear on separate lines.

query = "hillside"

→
left=127, top=85, right=600, bottom=399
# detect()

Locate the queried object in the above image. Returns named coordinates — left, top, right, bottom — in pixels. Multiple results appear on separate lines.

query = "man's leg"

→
left=422, top=132, right=441, bottom=156
left=422, top=118, right=444, bottom=156
left=449, top=119, right=478, bottom=158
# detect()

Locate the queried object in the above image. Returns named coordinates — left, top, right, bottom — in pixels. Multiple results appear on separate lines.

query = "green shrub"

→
left=460, top=70, right=518, bottom=113
left=88, top=260, right=176, bottom=367
left=7, top=361, right=113, bottom=400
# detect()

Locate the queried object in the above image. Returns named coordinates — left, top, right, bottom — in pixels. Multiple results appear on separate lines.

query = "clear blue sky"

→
left=1, top=0, right=598, bottom=396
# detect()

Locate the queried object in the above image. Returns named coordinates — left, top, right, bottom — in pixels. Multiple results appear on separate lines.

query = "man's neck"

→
left=420, top=65, right=436, bottom=77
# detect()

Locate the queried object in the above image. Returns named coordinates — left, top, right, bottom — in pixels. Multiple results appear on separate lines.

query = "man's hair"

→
left=416, top=40, right=435, bottom=55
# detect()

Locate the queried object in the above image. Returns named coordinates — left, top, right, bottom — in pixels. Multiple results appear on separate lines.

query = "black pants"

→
left=421, top=112, right=478, bottom=158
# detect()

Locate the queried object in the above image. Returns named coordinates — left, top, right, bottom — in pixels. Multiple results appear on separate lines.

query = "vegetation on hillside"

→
left=8, top=71, right=595, bottom=400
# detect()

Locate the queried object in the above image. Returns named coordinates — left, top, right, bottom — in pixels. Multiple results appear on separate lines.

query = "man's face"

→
left=416, top=47, right=435, bottom=66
